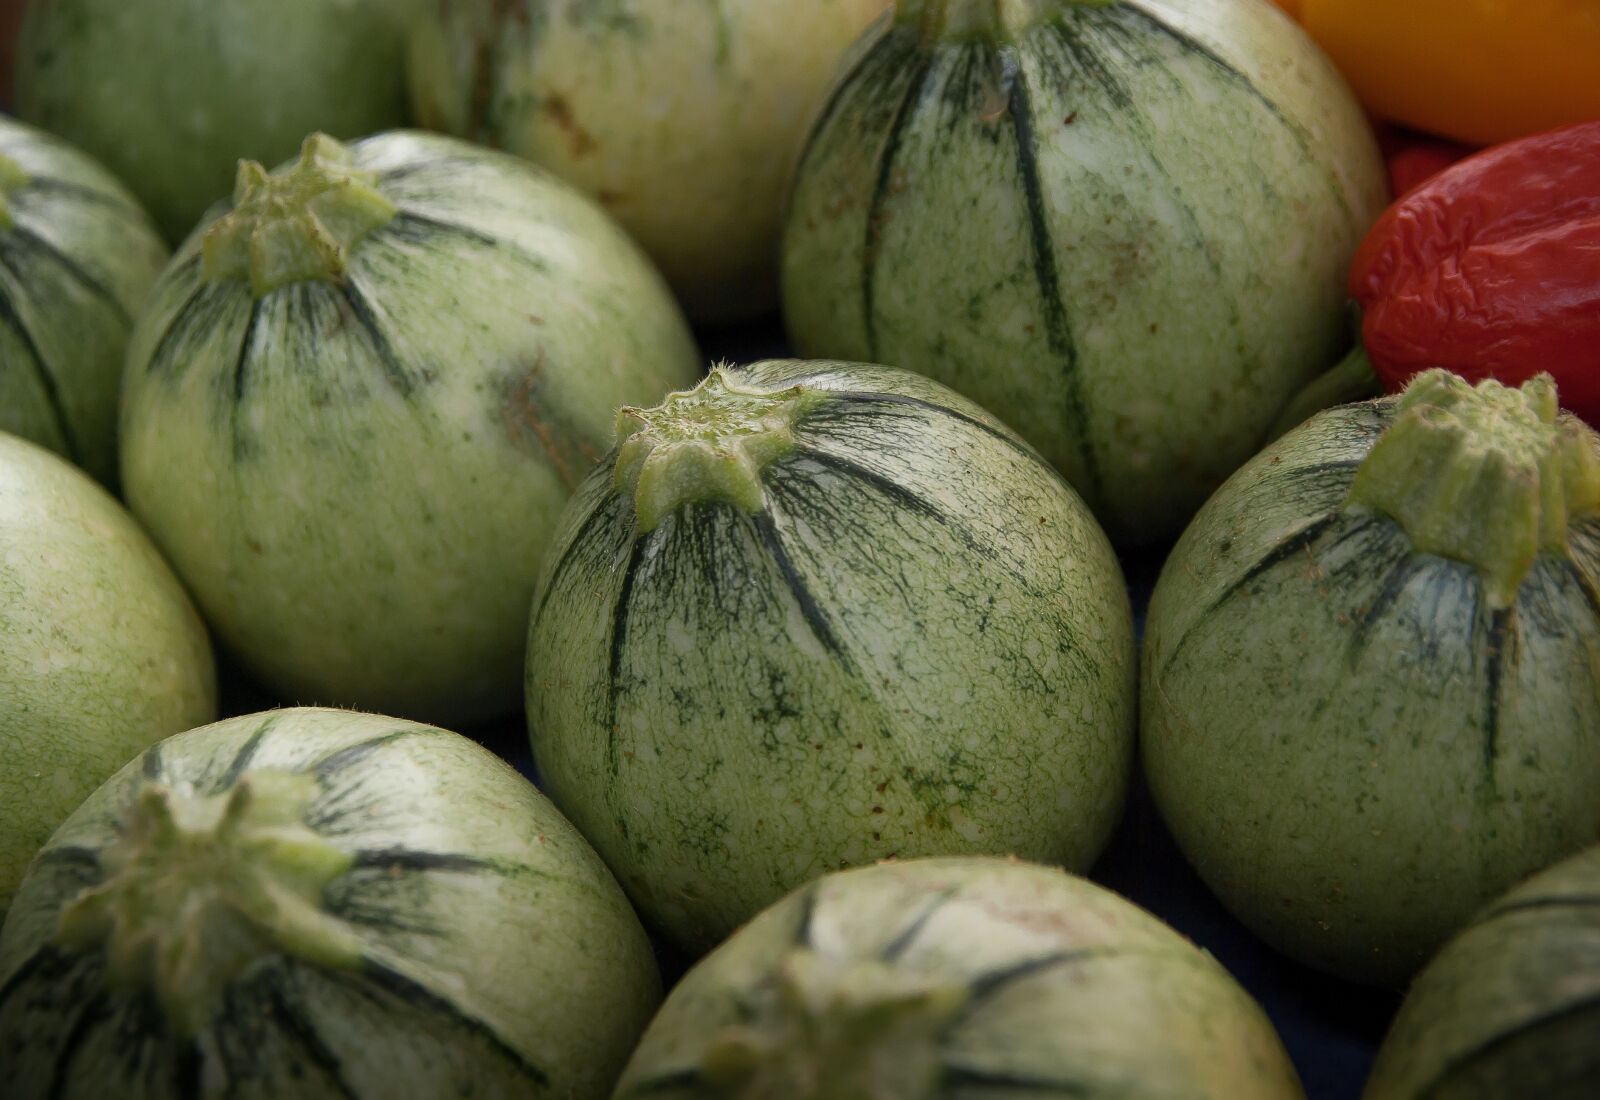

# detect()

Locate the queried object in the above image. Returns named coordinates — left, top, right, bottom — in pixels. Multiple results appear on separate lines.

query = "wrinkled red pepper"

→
left=1351, top=119, right=1600, bottom=423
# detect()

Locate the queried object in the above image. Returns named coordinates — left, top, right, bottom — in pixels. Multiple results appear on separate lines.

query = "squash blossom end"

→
left=614, top=371, right=826, bottom=533
left=201, top=133, right=398, bottom=298
left=54, top=769, right=361, bottom=1038
left=1345, top=369, right=1600, bottom=608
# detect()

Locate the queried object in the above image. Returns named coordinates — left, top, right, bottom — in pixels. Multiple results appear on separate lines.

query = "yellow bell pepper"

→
left=1287, top=0, right=1600, bottom=146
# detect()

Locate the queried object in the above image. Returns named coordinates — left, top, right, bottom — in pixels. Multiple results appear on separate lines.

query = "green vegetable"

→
left=781, top=0, right=1387, bottom=543
left=0, top=117, right=168, bottom=484
left=527, top=361, right=1135, bottom=952
left=1364, top=845, right=1600, bottom=1100
left=0, top=433, right=215, bottom=915
left=408, top=0, right=891, bottom=321
left=15, top=0, right=413, bottom=241
left=0, top=708, right=661, bottom=1099
left=120, top=131, right=699, bottom=725
left=1143, top=370, right=1600, bottom=986
left=614, top=856, right=1305, bottom=1100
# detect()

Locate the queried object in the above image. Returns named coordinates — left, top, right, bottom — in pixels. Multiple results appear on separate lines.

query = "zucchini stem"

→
left=201, top=133, right=397, bottom=297
left=55, top=770, right=360, bottom=1037
left=1344, top=370, right=1600, bottom=608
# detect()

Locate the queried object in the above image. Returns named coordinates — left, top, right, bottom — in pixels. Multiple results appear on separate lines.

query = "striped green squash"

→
left=119, top=131, right=699, bottom=725
left=408, top=0, right=891, bottom=321
left=0, top=117, right=168, bottom=484
left=0, top=708, right=661, bottom=1100
left=16, top=0, right=413, bottom=241
left=0, top=433, right=215, bottom=916
left=782, top=0, right=1387, bottom=544
left=526, top=361, right=1135, bottom=952
left=614, top=857, right=1305, bottom=1099
left=1143, top=371, right=1600, bottom=987
left=1365, top=845, right=1600, bottom=1100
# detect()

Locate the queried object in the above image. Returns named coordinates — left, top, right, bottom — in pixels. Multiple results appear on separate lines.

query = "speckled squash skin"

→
left=1364, top=846, right=1600, bottom=1100
left=119, top=131, right=699, bottom=725
left=782, top=0, right=1387, bottom=544
left=408, top=0, right=891, bottom=321
left=0, top=118, right=168, bottom=485
left=0, top=434, right=215, bottom=916
left=0, top=708, right=662, bottom=1100
left=615, top=857, right=1305, bottom=1099
left=15, top=0, right=413, bottom=241
left=1142, top=392, right=1600, bottom=987
left=526, top=361, right=1135, bottom=952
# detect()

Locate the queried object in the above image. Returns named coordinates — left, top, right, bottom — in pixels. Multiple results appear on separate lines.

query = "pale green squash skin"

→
left=616, top=857, right=1305, bottom=1099
left=16, top=0, right=414, bottom=241
left=1142, top=398, right=1600, bottom=987
left=119, top=131, right=700, bottom=725
left=0, top=118, right=168, bottom=485
left=1364, top=846, right=1600, bottom=1100
left=408, top=0, right=891, bottom=321
left=782, top=0, right=1387, bottom=543
left=0, top=708, right=662, bottom=1099
left=526, top=360, right=1136, bottom=952
left=0, top=433, right=215, bottom=916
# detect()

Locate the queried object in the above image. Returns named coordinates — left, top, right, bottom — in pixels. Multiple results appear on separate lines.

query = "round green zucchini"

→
left=1364, top=845, right=1600, bottom=1100
left=526, top=360, right=1136, bottom=952
left=119, top=130, right=700, bottom=725
left=15, top=0, right=413, bottom=241
left=0, top=116, right=168, bottom=484
left=0, top=707, right=662, bottom=1100
left=1142, top=370, right=1600, bottom=986
left=614, top=856, right=1305, bottom=1100
left=409, top=0, right=891, bottom=321
left=0, top=433, right=215, bottom=916
left=781, top=0, right=1387, bottom=544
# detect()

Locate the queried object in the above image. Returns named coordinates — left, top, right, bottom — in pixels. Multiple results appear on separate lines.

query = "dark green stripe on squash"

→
left=861, top=50, right=936, bottom=361
left=0, top=287, right=76, bottom=461
left=1415, top=997, right=1600, bottom=1100
left=337, top=281, right=416, bottom=397
left=1115, top=2, right=1353, bottom=219
left=1347, top=554, right=1428, bottom=662
left=879, top=885, right=961, bottom=962
left=1479, top=895, right=1600, bottom=922
left=216, top=714, right=281, bottom=792
left=348, top=849, right=491, bottom=874
left=141, top=278, right=235, bottom=382
left=606, top=531, right=655, bottom=778
left=941, top=1064, right=1093, bottom=1094
left=310, top=729, right=421, bottom=780
left=259, top=980, right=357, bottom=1100
left=1050, top=15, right=1259, bottom=419
left=358, top=957, right=551, bottom=1086
left=229, top=298, right=264, bottom=458
left=141, top=742, right=165, bottom=781
left=750, top=508, right=849, bottom=661
left=1481, top=608, right=1515, bottom=771
left=7, top=224, right=131, bottom=324
left=998, top=39, right=1100, bottom=507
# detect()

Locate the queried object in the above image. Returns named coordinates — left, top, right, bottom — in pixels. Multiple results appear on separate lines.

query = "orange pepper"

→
left=1294, top=0, right=1600, bottom=146
left=1268, top=0, right=1303, bottom=18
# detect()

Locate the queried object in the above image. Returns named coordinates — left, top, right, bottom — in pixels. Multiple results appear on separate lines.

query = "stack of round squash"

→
left=0, top=1, right=1588, bottom=1099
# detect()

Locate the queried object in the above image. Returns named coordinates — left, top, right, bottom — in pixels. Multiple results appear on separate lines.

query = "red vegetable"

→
left=1350, top=120, right=1600, bottom=422
left=1374, top=123, right=1476, bottom=197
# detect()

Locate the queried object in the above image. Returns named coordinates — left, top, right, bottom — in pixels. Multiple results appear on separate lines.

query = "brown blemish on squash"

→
left=544, top=94, right=598, bottom=157
left=503, top=355, right=601, bottom=489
